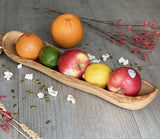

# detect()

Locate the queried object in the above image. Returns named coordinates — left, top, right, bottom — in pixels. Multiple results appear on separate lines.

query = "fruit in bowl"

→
left=58, top=49, right=89, bottom=79
left=82, top=63, right=112, bottom=88
left=16, top=33, right=43, bottom=60
left=108, top=67, right=142, bottom=96
left=39, top=46, right=62, bottom=69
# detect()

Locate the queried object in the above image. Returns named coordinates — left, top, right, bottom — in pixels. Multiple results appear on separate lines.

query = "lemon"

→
left=82, top=63, right=112, bottom=88
left=39, top=46, right=61, bottom=69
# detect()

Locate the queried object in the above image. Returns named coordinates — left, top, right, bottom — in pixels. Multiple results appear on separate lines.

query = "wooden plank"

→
left=0, top=0, right=160, bottom=138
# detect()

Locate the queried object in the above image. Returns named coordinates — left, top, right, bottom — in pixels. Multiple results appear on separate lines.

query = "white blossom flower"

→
left=91, top=59, right=101, bottom=63
left=37, top=92, right=44, bottom=99
left=0, top=46, right=2, bottom=49
left=17, top=64, right=22, bottom=69
left=67, top=94, right=76, bottom=104
left=123, top=59, right=129, bottom=65
left=118, top=57, right=129, bottom=65
left=102, top=53, right=110, bottom=61
left=48, top=86, right=58, bottom=97
left=87, top=53, right=101, bottom=63
left=24, top=74, right=33, bottom=80
left=87, top=53, right=96, bottom=61
left=4, top=71, right=13, bottom=80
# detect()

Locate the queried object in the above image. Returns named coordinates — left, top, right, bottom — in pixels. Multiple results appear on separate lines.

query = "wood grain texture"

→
left=0, top=0, right=160, bottom=139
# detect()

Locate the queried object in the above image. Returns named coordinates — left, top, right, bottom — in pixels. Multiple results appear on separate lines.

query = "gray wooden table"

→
left=0, top=0, right=160, bottom=139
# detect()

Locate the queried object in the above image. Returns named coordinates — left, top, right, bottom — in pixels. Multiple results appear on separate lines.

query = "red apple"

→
left=58, top=49, right=89, bottom=79
left=108, top=67, right=142, bottom=96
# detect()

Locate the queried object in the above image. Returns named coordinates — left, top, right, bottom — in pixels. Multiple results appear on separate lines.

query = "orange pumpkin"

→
left=51, top=13, right=84, bottom=48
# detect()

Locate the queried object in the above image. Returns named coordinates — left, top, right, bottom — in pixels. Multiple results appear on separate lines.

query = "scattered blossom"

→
left=24, top=74, right=33, bottom=80
left=142, top=19, right=148, bottom=27
left=87, top=53, right=101, bottom=63
left=118, top=57, right=129, bottom=65
left=115, top=19, right=122, bottom=25
left=102, top=53, right=110, bottom=61
left=17, top=64, right=22, bottom=69
left=91, top=59, right=101, bottom=63
left=119, top=39, right=125, bottom=45
left=153, top=30, right=160, bottom=35
left=142, top=19, right=148, bottom=25
left=3, top=71, right=13, bottom=80
left=128, top=25, right=132, bottom=31
left=118, top=32, right=125, bottom=36
left=87, top=53, right=96, bottom=61
left=48, top=86, right=58, bottom=97
left=37, top=92, right=44, bottom=99
left=67, top=94, right=76, bottom=104
left=150, top=22, right=156, bottom=30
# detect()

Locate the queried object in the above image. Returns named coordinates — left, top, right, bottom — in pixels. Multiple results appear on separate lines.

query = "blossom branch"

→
left=33, top=7, right=160, bottom=60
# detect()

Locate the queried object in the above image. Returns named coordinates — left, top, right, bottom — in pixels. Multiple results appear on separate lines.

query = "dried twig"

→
left=10, top=115, right=41, bottom=139
left=0, top=103, right=41, bottom=139
left=0, top=101, right=7, bottom=111
left=0, top=114, right=29, bottom=139
left=3, top=114, right=41, bottom=139
left=20, top=124, right=41, bottom=139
